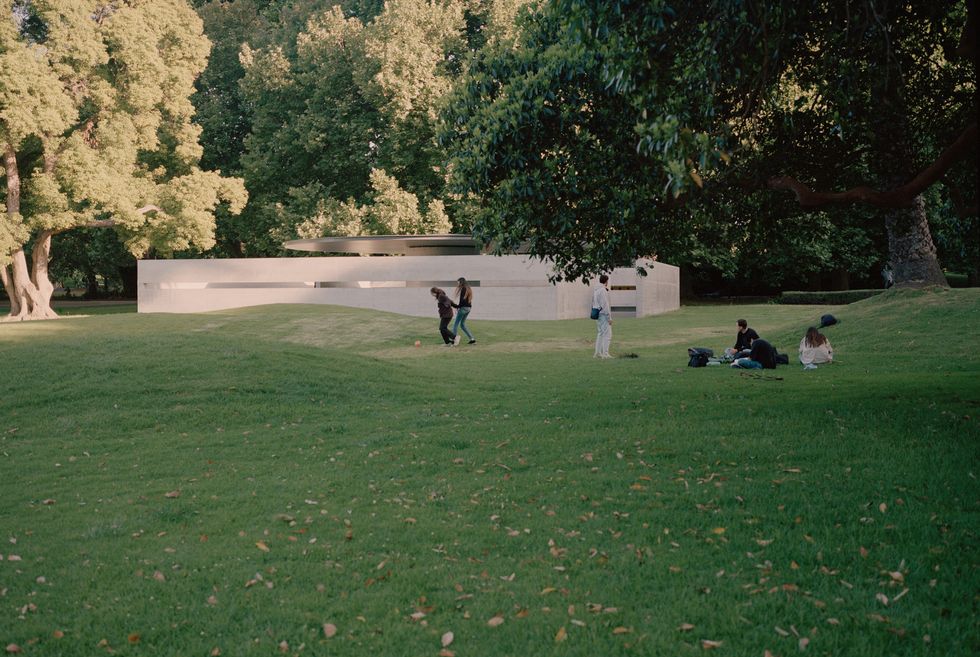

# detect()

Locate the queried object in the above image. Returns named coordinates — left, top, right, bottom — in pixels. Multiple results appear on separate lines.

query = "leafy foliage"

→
left=440, top=1, right=975, bottom=283
left=0, top=1, right=246, bottom=268
left=199, top=0, right=530, bottom=256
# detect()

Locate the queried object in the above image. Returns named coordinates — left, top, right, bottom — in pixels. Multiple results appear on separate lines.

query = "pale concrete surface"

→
left=138, top=256, right=679, bottom=320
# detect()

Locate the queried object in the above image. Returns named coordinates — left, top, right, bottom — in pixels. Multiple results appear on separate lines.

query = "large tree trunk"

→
left=872, top=47, right=950, bottom=290
left=4, top=248, right=57, bottom=320
left=2, top=143, right=58, bottom=321
left=885, top=195, right=947, bottom=287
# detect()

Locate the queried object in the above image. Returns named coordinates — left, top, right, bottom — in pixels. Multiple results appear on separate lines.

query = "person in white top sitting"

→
left=592, top=274, right=613, bottom=358
left=799, top=326, right=833, bottom=370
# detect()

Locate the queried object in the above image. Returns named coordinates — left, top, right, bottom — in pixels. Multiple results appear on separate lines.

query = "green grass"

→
left=0, top=301, right=136, bottom=317
left=0, top=288, right=977, bottom=656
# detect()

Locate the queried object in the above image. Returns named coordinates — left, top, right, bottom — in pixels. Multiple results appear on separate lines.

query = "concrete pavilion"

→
left=137, top=234, right=679, bottom=319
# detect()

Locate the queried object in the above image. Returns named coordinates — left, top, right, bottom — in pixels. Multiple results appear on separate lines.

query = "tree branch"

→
left=768, top=122, right=978, bottom=209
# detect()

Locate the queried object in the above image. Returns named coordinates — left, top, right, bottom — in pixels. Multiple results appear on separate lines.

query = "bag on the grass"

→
left=590, top=307, right=600, bottom=320
left=820, top=314, right=838, bottom=328
left=687, top=347, right=712, bottom=367
left=775, top=352, right=789, bottom=365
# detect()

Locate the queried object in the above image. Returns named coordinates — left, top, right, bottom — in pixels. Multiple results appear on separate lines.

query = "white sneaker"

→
left=453, top=334, right=461, bottom=346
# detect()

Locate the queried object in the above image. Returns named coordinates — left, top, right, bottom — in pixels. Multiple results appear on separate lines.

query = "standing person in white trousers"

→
left=593, top=274, right=613, bottom=358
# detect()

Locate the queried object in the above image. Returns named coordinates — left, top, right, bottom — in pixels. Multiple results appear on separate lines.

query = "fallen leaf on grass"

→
left=678, top=623, right=695, bottom=632
left=41, top=499, right=55, bottom=505
left=164, top=490, right=180, bottom=498
left=128, top=633, right=140, bottom=644
left=775, top=626, right=790, bottom=637
left=438, top=651, right=455, bottom=657
left=441, top=631, right=454, bottom=647
left=256, top=541, right=270, bottom=552
left=52, top=631, right=64, bottom=639
left=322, top=623, right=337, bottom=638
left=876, top=593, right=889, bottom=606
left=701, top=639, right=723, bottom=649
left=5, top=645, right=20, bottom=654
left=612, top=626, right=631, bottom=635
left=555, top=627, right=567, bottom=642
left=799, top=637, right=810, bottom=650
left=152, top=571, right=166, bottom=582
left=711, top=527, right=726, bottom=535
left=487, top=614, right=505, bottom=627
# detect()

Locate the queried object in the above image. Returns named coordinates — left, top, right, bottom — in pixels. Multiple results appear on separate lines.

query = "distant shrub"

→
left=779, top=289, right=885, bottom=304
left=945, top=272, right=970, bottom=288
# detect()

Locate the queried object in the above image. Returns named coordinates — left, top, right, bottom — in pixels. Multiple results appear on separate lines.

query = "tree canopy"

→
left=439, top=0, right=977, bottom=285
left=1, top=0, right=246, bottom=319
left=195, top=0, right=530, bottom=257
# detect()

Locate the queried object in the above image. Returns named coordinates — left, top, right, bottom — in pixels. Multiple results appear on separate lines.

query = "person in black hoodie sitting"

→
left=731, top=337, right=777, bottom=369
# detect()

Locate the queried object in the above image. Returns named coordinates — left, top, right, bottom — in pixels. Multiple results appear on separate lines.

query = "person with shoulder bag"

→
left=592, top=274, right=613, bottom=358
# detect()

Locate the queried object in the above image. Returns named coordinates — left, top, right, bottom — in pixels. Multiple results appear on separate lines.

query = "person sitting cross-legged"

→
left=725, top=318, right=760, bottom=360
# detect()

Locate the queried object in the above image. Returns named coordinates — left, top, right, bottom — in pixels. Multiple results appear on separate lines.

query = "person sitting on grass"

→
left=726, top=318, right=760, bottom=359
left=731, top=336, right=777, bottom=369
left=799, top=326, right=833, bottom=370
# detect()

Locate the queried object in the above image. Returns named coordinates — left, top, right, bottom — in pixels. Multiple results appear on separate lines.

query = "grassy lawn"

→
left=0, top=288, right=977, bottom=656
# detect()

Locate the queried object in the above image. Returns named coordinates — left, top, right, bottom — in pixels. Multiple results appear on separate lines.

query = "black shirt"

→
left=734, top=328, right=759, bottom=351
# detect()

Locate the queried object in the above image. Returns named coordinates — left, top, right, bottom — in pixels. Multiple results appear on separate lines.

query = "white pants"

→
left=594, top=314, right=612, bottom=357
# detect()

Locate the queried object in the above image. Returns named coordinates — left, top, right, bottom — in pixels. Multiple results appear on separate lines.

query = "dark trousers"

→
left=439, top=316, right=455, bottom=343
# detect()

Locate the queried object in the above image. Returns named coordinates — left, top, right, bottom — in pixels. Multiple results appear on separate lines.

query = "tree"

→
left=440, top=1, right=976, bottom=285
left=201, top=0, right=530, bottom=256
left=1, top=1, right=246, bottom=320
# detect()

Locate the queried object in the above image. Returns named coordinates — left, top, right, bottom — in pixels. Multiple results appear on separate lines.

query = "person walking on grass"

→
left=593, top=274, right=613, bottom=358
left=431, top=287, right=456, bottom=346
left=451, top=277, right=476, bottom=345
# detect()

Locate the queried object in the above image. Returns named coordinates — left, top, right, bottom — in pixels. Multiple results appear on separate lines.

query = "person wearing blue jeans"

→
left=451, top=277, right=476, bottom=344
left=731, top=337, right=777, bottom=369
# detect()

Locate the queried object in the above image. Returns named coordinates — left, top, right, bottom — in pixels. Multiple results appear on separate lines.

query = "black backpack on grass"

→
left=687, top=347, right=713, bottom=367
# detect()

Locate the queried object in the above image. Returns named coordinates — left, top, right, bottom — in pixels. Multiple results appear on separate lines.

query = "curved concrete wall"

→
left=137, top=256, right=679, bottom=320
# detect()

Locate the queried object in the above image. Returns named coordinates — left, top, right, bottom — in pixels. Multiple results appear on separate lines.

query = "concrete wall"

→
left=138, top=255, right=679, bottom=320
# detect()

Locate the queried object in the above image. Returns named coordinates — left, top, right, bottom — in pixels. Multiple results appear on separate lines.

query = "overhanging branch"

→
left=768, top=122, right=978, bottom=209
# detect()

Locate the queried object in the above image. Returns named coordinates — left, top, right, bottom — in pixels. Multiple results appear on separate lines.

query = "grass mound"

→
left=0, top=289, right=977, bottom=656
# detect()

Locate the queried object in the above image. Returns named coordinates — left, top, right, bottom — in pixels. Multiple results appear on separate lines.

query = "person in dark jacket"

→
left=430, top=287, right=456, bottom=345
left=727, top=318, right=760, bottom=358
left=450, top=277, right=476, bottom=344
left=731, top=337, right=777, bottom=369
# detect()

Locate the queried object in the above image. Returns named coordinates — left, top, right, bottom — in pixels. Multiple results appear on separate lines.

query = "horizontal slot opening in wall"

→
left=610, top=285, right=637, bottom=291
left=611, top=306, right=636, bottom=312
